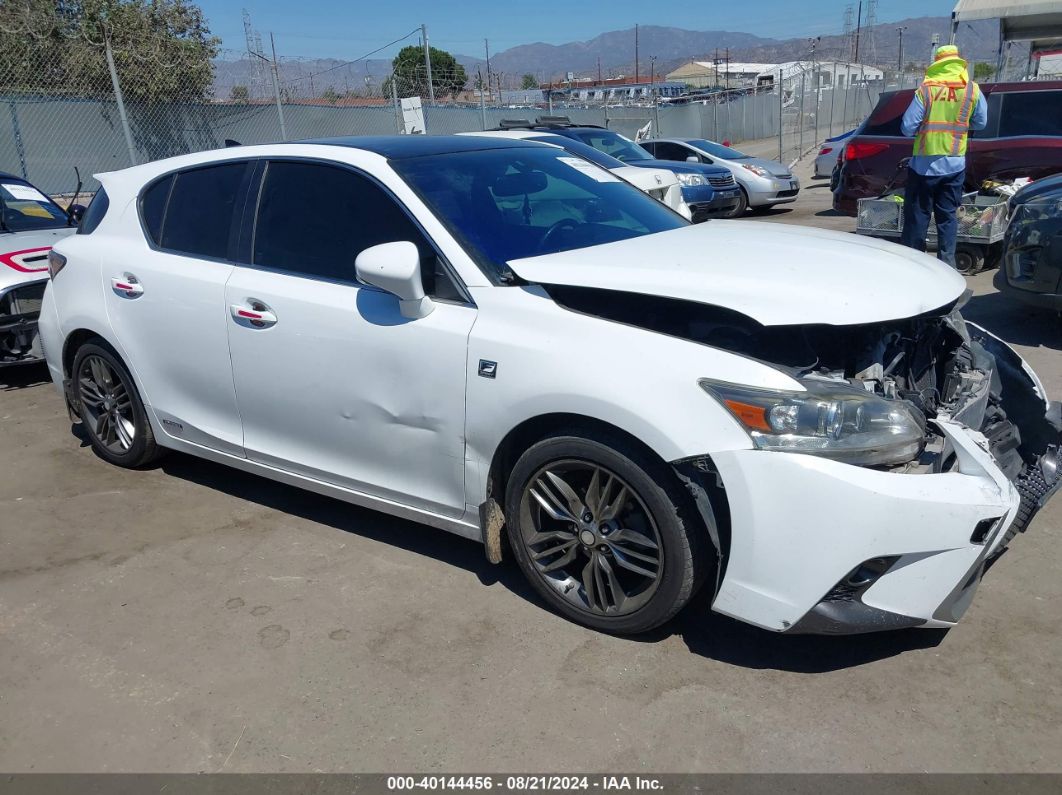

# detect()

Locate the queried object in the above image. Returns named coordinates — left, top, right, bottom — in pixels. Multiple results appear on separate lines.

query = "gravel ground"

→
left=0, top=153, right=1059, bottom=773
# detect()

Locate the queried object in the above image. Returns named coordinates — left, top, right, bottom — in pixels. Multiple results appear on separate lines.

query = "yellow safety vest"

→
left=913, top=78, right=980, bottom=157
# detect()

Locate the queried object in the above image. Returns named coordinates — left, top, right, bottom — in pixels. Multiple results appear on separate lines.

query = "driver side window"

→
left=252, top=160, right=462, bottom=300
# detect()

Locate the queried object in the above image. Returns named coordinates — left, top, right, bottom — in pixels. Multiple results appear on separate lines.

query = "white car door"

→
left=224, top=159, right=476, bottom=518
left=104, top=161, right=251, bottom=455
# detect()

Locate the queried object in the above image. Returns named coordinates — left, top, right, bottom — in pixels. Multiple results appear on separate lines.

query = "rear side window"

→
left=159, top=163, right=247, bottom=259
left=76, top=189, right=109, bottom=235
left=140, top=175, right=173, bottom=244
left=998, top=91, right=1062, bottom=138
left=861, top=91, right=912, bottom=137
left=251, top=160, right=457, bottom=297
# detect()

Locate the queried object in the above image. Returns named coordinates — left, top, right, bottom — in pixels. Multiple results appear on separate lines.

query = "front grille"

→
left=707, top=174, right=736, bottom=188
left=776, top=188, right=799, bottom=198
left=0, top=281, right=46, bottom=317
left=776, top=173, right=793, bottom=180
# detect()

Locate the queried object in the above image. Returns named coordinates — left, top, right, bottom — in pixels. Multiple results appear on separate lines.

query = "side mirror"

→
left=685, top=155, right=700, bottom=163
left=355, top=241, right=434, bottom=319
left=69, top=204, right=86, bottom=223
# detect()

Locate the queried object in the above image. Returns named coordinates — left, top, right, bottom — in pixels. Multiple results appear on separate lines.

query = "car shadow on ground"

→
left=158, top=451, right=947, bottom=673
left=748, top=206, right=793, bottom=218
left=964, top=284, right=1061, bottom=352
left=0, top=362, right=51, bottom=392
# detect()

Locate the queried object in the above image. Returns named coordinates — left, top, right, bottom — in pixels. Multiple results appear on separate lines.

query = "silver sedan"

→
left=640, top=138, right=799, bottom=216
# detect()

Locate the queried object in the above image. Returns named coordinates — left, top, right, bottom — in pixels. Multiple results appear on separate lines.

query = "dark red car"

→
left=833, top=80, right=1062, bottom=216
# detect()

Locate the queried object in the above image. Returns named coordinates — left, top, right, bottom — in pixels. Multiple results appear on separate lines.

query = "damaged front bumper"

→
left=697, top=326, right=1061, bottom=635
left=0, top=280, right=47, bottom=367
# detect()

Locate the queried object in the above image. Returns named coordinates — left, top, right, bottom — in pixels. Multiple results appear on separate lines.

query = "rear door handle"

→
left=230, top=300, right=277, bottom=328
left=111, top=274, right=144, bottom=298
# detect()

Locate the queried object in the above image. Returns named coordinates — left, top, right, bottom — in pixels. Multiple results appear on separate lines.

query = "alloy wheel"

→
left=78, top=354, right=136, bottom=453
left=520, top=460, right=663, bottom=616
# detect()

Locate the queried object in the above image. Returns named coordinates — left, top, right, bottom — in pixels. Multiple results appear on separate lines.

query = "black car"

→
left=998, top=174, right=1062, bottom=312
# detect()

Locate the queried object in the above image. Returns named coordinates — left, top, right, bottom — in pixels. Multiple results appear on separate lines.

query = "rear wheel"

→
left=504, top=432, right=709, bottom=635
left=72, top=341, right=161, bottom=468
left=954, top=244, right=985, bottom=276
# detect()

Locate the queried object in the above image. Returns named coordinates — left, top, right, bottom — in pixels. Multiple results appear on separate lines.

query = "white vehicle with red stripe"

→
left=1, top=174, right=78, bottom=366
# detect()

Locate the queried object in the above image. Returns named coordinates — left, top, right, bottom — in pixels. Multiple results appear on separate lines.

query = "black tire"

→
left=722, top=186, right=749, bottom=219
left=954, top=244, right=985, bottom=276
left=504, top=431, right=710, bottom=635
left=72, top=340, right=162, bottom=468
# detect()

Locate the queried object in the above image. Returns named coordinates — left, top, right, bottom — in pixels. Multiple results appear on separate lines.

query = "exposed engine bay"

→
left=547, top=285, right=1062, bottom=539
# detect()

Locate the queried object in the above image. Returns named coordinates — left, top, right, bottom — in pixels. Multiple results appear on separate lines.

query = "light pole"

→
left=897, top=26, right=907, bottom=74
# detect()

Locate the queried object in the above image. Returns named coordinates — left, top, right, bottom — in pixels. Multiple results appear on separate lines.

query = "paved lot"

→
left=1, top=155, right=1060, bottom=773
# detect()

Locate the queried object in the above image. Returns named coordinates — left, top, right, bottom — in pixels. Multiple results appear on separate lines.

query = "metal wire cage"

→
left=856, top=193, right=1010, bottom=243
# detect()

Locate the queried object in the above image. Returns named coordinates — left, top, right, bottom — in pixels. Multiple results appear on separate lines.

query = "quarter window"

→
left=159, top=163, right=247, bottom=259
left=251, top=160, right=458, bottom=298
left=140, top=175, right=172, bottom=245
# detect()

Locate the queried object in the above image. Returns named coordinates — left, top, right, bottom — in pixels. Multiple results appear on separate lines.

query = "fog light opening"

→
left=970, top=517, right=1002, bottom=545
left=844, top=557, right=894, bottom=588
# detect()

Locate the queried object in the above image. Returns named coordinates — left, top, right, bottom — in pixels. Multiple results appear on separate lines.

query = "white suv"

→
left=40, top=136, right=1060, bottom=636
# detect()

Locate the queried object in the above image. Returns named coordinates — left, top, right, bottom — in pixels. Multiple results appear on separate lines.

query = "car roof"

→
left=297, top=135, right=540, bottom=159
left=0, top=171, right=26, bottom=182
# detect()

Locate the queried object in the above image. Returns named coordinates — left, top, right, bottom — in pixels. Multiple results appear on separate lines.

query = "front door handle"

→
left=230, top=300, right=277, bottom=328
left=111, top=274, right=144, bottom=298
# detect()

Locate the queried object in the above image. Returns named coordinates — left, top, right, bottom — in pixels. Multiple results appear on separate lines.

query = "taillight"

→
left=845, top=141, right=889, bottom=160
left=47, top=249, right=67, bottom=279
left=819, top=146, right=833, bottom=155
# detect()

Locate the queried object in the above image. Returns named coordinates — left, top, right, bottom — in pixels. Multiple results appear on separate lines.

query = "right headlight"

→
left=700, top=378, right=925, bottom=466
left=676, top=172, right=707, bottom=187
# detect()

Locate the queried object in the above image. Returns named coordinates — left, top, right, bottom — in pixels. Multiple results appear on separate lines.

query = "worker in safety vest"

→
left=899, top=44, right=987, bottom=267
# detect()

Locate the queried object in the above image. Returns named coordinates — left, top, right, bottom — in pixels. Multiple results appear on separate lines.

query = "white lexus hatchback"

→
left=40, top=136, right=1060, bottom=636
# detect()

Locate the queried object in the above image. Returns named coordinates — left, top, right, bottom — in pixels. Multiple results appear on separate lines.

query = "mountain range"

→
left=212, top=15, right=1001, bottom=98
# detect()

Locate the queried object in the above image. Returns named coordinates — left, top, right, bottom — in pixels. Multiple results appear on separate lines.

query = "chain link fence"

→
left=2, top=15, right=892, bottom=194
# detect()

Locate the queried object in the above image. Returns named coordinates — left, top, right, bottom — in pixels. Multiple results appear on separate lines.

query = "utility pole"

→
left=484, top=39, right=491, bottom=104
left=649, top=54, right=656, bottom=111
left=265, top=33, right=290, bottom=141
left=421, top=23, right=435, bottom=105
left=634, top=24, right=639, bottom=84
left=103, top=27, right=137, bottom=165
left=897, top=26, right=907, bottom=73
left=725, top=47, right=730, bottom=92
left=597, top=56, right=602, bottom=85
left=853, top=0, right=863, bottom=62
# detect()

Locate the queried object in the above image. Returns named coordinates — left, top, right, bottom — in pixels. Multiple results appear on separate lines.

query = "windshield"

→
left=688, top=139, right=751, bottom=160
left=564, top=130, right=654, bottom=163
left=393, top=147, right=688, bottom=279
left=527, top=135, right=625, bottom=171
left=0, top=179, right=68, bottom=232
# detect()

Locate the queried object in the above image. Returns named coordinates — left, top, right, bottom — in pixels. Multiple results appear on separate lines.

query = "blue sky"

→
left=200, top=0, right=959, bottom=60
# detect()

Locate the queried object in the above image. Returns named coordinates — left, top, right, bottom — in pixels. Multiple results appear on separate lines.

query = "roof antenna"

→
left=66, top=166, right=83, bottom=226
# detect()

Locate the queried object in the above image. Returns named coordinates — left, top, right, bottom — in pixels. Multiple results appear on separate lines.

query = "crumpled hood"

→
left=0, top=227, right=74, bottom=291
left=508, top=221, right=967, bottom=327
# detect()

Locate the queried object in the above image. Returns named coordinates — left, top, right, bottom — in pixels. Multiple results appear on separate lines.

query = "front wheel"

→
left=722, top=187, right=749, bottom=219
left=72, top=341, right=162, bottom=468
left=504, top=433, right=709, bottom=635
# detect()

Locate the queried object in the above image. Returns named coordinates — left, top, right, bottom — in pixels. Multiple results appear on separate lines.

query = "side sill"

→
left=154, top=433, right=483, bottom=542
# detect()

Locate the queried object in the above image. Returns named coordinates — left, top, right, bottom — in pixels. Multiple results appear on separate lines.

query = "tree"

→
left=230, top=84, right=249, bottom=103
left=321, top=86, right=340, bottom=104
left=0, top=0, right=220, bottom=102
left=387, top=44, right=467, bottom=100
left=973, top=62, right=995, bottom=81
left=521, top=73, right=538, bottom=89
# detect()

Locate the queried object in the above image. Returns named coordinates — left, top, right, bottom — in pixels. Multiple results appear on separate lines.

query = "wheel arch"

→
left=484, top=412, right=730, bottom=579
left=62, top=326, right=119, bottom=378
